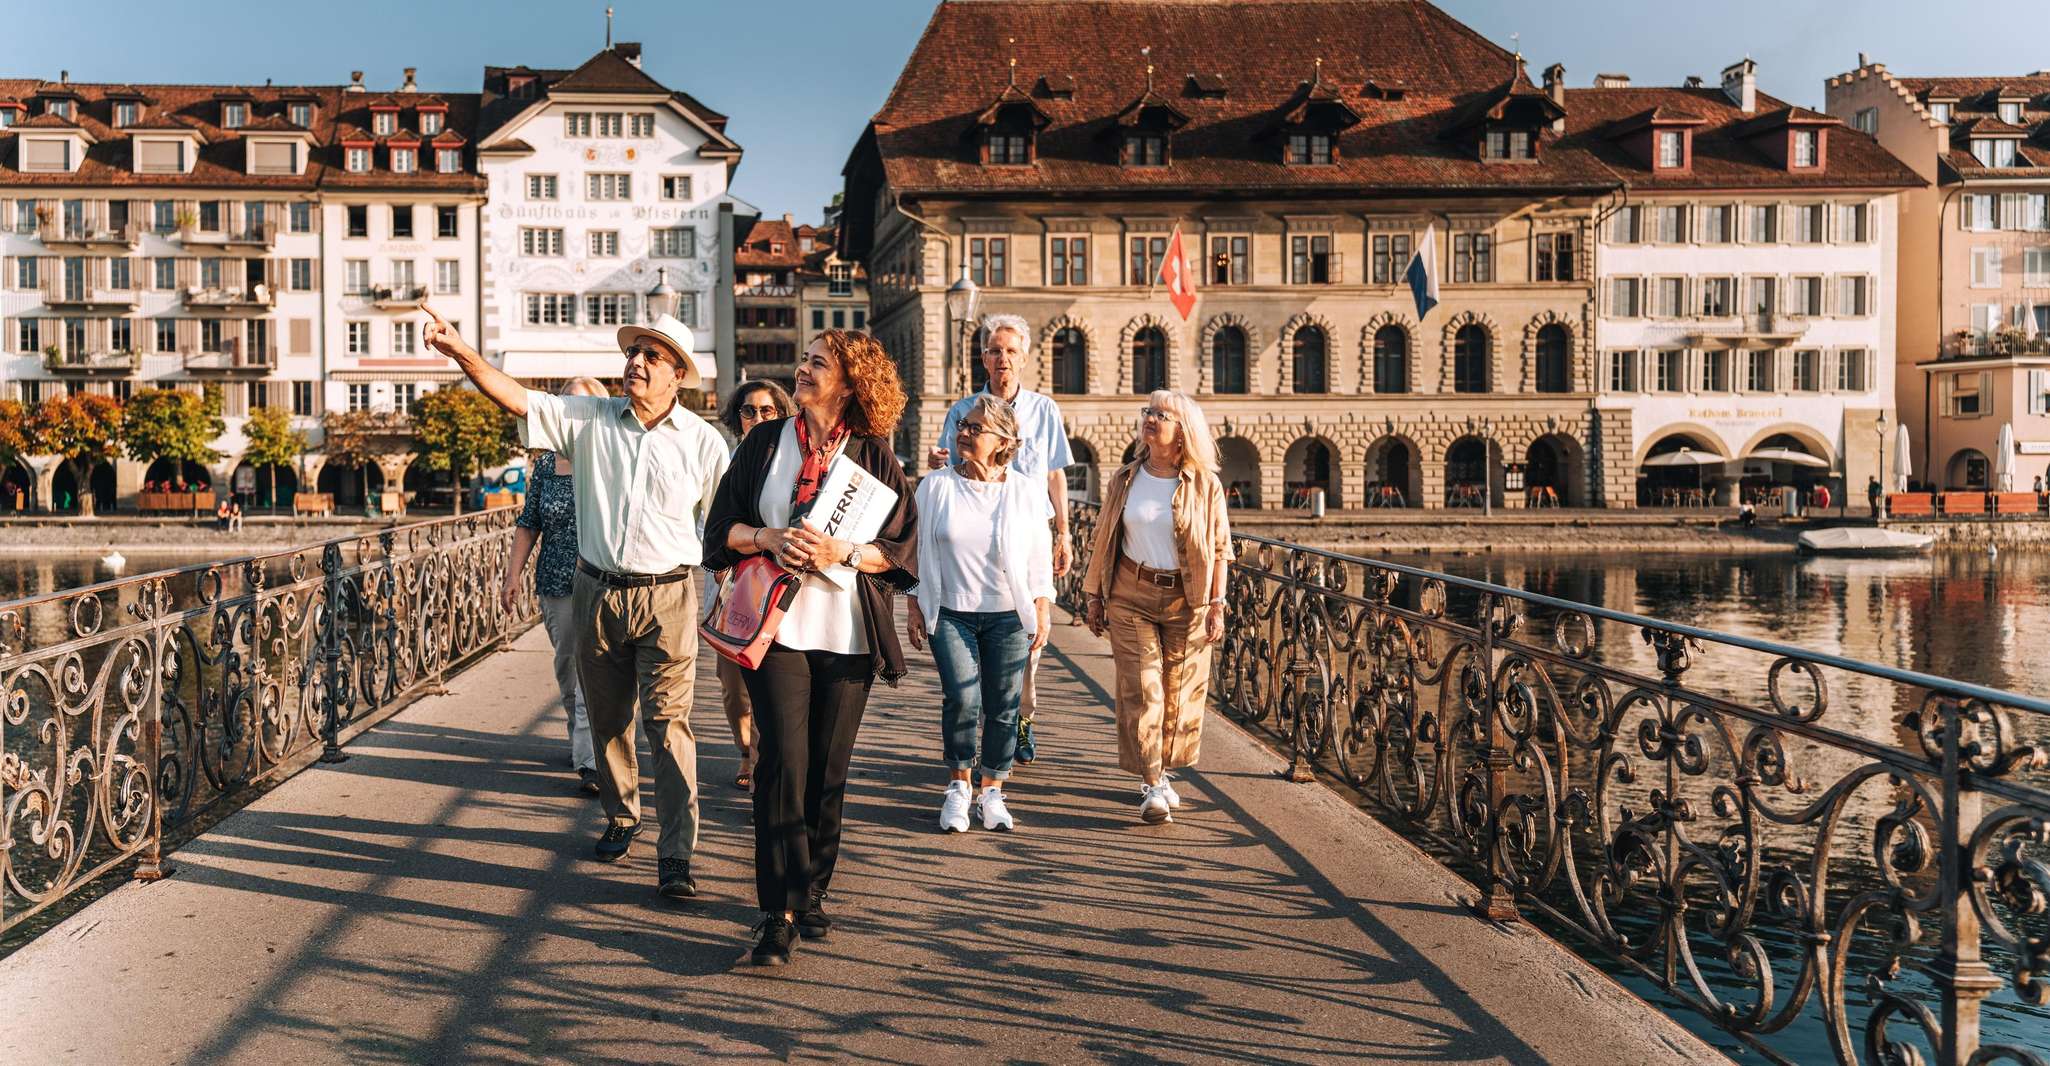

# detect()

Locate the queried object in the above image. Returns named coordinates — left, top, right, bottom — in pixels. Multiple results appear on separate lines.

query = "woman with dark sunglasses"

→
left=713, top=380, right=798, bottom=790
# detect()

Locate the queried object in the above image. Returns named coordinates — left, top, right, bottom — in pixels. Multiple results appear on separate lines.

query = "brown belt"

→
left=1118, top=555, right=1181, bottom=589
left=577, top=558, right=696, bottom=589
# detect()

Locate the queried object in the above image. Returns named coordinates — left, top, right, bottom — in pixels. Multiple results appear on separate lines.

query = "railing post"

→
left=133, top=602, right=171, bottom=882
left=1935, top=698, right=1998, bottom=1065
left=1475, top=591, right=1519, bottom=922
left=317, top=542, right=349, bottom=764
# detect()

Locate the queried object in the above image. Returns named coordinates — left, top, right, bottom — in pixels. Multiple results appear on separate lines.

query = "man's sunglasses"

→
left=624, top=344, right=680, bottom=367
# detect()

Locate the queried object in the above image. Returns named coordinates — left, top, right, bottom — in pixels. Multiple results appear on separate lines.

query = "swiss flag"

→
left=1159, top=225, right=1197, bottom=321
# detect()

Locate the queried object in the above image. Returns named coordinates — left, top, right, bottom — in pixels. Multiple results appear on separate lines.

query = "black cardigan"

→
left=702, top=418, right=919, bottom=684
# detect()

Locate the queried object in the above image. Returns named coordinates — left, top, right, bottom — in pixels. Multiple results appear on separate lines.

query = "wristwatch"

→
left=844, top=542, right=863, bottom=568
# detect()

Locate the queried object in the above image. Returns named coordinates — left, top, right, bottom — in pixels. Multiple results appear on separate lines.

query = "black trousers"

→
left=740, top=643, right=874, bottom=914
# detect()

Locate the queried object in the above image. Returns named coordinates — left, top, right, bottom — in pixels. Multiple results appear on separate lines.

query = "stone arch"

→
left=1945, top=448, right=1990, bottom=490
left=1038, top=314, right=1097, bottom=395
left=1363, top=433, right=1423, bottom=507
left=1634, top=423, right=1732, bottom=465
left=1120, top=312, right=1180, bottom=394
left=1278, top=311, right=1337, bottom=393
left=1521, top=310, right=1579, bottom=393
left=1199, top=312, right=1260, bottom=395
left=1359, top=311, right=1420, bottom=394
left=1283, top=433, right=1341, bottom=507
left=1439, top=310, right=1500, bottom=393
left=1216, top=436, right=1262, bottom=508
left=1735, top=423, right=1835, bottom=466
left=1522, top=432, right=1587, bottom=507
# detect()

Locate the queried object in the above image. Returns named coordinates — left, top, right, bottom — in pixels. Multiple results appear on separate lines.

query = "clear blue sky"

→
left=5, top=1, right=2043, bottom=223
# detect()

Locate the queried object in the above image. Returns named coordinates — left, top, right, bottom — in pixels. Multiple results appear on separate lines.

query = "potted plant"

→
left=174, top=208, right=197, bottom=236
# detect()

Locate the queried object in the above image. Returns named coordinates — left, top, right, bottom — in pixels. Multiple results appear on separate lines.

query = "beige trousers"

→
left=1105, top=562, right=1211, bottom=781
left=537, top=594, right=596, bottom=772
left=572, top=569, right=700, bottom=861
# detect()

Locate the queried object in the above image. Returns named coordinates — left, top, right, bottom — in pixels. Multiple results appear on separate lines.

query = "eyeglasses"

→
left=737, top=404, right=780, bottom=419
left=1140, top=407, right=1179, bottom=424
left=624, top=345, right=676, bottom=368
left=958, top=420, right=998, bottom=437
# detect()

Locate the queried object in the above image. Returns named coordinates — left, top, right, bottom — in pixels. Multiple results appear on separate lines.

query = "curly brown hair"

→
left=815, top=329, right=905, bottom=439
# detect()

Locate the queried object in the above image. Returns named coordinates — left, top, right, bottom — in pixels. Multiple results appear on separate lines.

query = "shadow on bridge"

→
left=0, top=624, right=1718, bottom=1065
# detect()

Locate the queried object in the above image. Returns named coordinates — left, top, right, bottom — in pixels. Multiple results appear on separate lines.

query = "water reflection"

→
left=0, top=553, right=221, bottom=604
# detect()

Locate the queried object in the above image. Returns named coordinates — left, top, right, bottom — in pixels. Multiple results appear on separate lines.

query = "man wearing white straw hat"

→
left=422, top=302, right=728, bottom=901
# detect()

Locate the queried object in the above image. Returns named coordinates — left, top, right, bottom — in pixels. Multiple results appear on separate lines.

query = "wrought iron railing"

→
left=1061, top=502, right=2050, bottom=1066
left=1, top=511, right=537, bottom=936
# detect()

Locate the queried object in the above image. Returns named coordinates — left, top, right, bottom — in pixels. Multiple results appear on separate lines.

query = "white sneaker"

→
left=1139, top=783, right=1173, bottom=824
left=939, top=780, right=972, bottom=833
left=976, top=786, right=1015, bottom=831
left=1159, top=776, right=1183, bottom=810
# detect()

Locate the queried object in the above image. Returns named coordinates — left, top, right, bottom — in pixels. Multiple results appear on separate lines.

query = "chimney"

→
left=1542, top=63, right=1566, bottom=107
left=1857, top=52, right=1868, bottom=68
left=1683, top=75, right=1704, bottom=89
left=401, top=67, right=418, bottom=92
left=615, top=42, right=643, bottom=68
left=347, top=70, right=366, bottom=93
left=782, top=213, right=794, bottom=226
left=1721, top=58, right=1757, bottom=113
left=59, top=70, right=69, bottom=84
left=1592, top=73, right=1630, bottom=89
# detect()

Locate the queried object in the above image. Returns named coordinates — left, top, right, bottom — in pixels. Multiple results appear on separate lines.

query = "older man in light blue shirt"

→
left=927, top=313, right=1074, bottom=759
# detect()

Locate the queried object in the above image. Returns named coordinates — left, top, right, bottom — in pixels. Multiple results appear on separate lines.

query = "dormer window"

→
left=1654, top=130, right=1682, bottom=168
left=1972, top=138, right=2020, bottom=167
left=770, top=241, right=785, bottom=254
left=114, top=102, right=138, bottom=126
left=1483, top=127, right=1535, bottom=161
left=973, top=88, right=1048, bottom=167
left=391, top=147, right=417, bottom=173
left=373, top=111, right=396, bottom=136
left=346, top=147, right=370, bottom=173
left=508, top=75, right=537, bottom=100
left=0, top=110, right=17, bottom=128
left=1792, top=129, right=1820, bottom=167
left=47, top=99, right=72, bottom=119
left=421, top=111, right=444, bottom=135
left=1287, top=132, right=1333, bottom=165
left=436, top=147, right=461, bottom=172
left=987, top=130, right=1030, bottom=165
left=1123, top=132, right=1167, bottom=167
left=222, top=102, right=246, bottom=128
left=289, top=102, right=312, bottom=127
left=1999, top=102, right=2023, bottom=124
left=1930, top=102, right=1953, bottom=123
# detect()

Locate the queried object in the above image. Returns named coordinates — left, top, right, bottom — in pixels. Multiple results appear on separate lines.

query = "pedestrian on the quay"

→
left=926, top=314, right=1074, bottom=765
left=713, top=379, right=798, bottom=791
left=227, top=499, right=243, bottom=533
left=907, top=394, right=1054, bottom=834
left=1867, top=476, right=1883, bottom=517
left=703, top=329, right=918, bottom=967
left=503, top=376, right=612, bottom=798
left=422, top=301, right=729, bottom=901
left=1081, top=390, right=1232, bottom=825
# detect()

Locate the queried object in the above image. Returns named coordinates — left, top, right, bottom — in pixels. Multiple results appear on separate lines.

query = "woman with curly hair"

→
left=702, top=330, right=918, bottom=966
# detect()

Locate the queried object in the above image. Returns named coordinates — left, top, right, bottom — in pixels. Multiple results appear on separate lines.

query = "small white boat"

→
left=1798, top=527, right=1934, bottom=557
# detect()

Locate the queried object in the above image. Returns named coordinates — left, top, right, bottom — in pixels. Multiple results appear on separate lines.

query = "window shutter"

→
left=1327, top=251, right=1343, bottom=284
left=176, top=256, right=196, bottom=289
left=290, top=318, right=312, bottom=355
left=264, top=257, right=282, bottom=288
left=176, top=317, right=197, bottom=354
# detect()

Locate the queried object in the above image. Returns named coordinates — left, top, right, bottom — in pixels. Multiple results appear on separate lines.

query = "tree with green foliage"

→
left=27, top=393, right=124, bottom=517
left=242, top=406, right=309, bottom=514
left=321, top=410, right=404, bottom=514
left=122, top=386, right=225, bottom=479
left=411, top=386, right=515, bottom=515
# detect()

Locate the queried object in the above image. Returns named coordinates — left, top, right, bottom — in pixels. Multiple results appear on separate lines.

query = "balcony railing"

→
left=182, top=338, right=278, bottom=374
left=41, top=285, right=141, bottom=311
left=183, top=220, right=277, bottom=248
left=42, top=349, right=142, bottom=375
left=1940, top=331, right=2050, bottom=361
left=183, top=285, right=276, bottom=310
left=1058, top=503, right=2050, bottom=1066
left=1682, top=312, right=1810, bottom=349
left=37, top=218, right=142, bottom=249
left=368, top=284, right=427, bottom=309
left=734, top=282, right=795, bottom=298
left=0, top=512, right=538, bottom=936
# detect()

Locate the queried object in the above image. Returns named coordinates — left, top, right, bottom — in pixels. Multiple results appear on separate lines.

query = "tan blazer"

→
left=1082, top=459, right=1234, bottom=604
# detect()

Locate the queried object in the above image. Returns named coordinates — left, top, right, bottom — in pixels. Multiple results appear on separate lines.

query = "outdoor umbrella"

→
left=1895, top=424, right=1912, bottom=493
left=1996, top=422, right=2016, bottom=491
left=1641, top=447, right=1722, bottom=500
left=1747, top=447, right=1830, bottom=468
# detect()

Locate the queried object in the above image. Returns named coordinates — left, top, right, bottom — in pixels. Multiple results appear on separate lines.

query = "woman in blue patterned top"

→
left=504, top=377, right=611, bottom=795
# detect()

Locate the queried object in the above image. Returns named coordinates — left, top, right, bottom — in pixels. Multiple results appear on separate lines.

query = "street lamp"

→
left=944, top=262, right=980, bottom=398
left=1874, top=410, right=1889, bottom=522
left=646, top=268, right=679, bottom=323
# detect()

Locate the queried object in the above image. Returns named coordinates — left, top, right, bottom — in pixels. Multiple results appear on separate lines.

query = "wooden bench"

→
left=1993, top=492, right=2040, bottom=516
left=482, top=491, right=524, bottom=511
left=1940, top=492, right=1988, bottom=516
left=1884, top=493, right=1934, bottom=518
left=292, top=492, right=335, bottom=517
left=138, top=491, right=210, bottom=513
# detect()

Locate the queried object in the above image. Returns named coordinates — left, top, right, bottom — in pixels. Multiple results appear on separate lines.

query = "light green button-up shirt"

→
left=523, top=390, right=730, bottom=576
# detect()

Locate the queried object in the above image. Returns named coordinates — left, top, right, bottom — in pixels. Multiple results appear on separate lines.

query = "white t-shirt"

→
left=927, top=474, right=1012, bottom=613
left=1120, top=469, right=1180, bottom=569
left=758, top=420, right=866, bottom=655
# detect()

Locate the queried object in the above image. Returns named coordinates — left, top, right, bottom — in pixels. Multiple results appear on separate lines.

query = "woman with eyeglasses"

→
left=703, top=330, right=917, bottom=966
left=713, top=380, right=798, bottom=791
left=1080, top=390, right=1233, bottom=825
left=906, top=394, right=1054, bottom=834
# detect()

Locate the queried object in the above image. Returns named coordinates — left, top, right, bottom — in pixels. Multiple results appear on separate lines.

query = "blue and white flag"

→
left=1406, top=224, right=1440, bottom=320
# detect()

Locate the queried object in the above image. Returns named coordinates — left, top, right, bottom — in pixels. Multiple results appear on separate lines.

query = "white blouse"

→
left=1120, top=468, right=1180, bottom=569
left=914, top=467, right=1055, bottom=635
left=758, top=419, right=866, bottom=655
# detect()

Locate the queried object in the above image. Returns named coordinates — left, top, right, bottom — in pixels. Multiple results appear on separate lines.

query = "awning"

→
left=495, top=350, right=718, bottom=381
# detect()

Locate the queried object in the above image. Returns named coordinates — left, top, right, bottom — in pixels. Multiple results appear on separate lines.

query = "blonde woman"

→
left=1081, top=390, right=1232, bottom=824
left=504, top=375, right=613, bottom=796
left=907, top=394, right=1054, bottom=833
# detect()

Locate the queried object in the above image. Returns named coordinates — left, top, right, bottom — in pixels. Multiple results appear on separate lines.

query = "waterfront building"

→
left=796, top=221, right=869, bottom=352
left=313, top=70, right=487, bottom=508
left=473, top=42, right=749, bottom=403
left=733, top=213, right=804, bottom=390
left=0, top=76, right=331, bottom=509
left=1574, top=61, right=1918, bottom=507
left=1827, top=63, right=2050, bottom=492
left=839, top=0, right=1619, bottom=509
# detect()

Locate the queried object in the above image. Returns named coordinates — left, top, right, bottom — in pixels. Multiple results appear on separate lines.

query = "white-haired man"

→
left=423, top=302, right=727, bottom=901
left=927, top=313, right=1073, bottom=761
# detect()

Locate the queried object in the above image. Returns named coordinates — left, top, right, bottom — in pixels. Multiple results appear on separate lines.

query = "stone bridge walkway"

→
left=2, top=618, right=1724, bottom=1064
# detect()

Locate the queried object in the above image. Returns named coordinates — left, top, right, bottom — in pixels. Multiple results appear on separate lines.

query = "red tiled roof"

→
left=238, top=113, right=310, bottom=134
left=476, top=47, right=736, bottom=152
left=1562, top=85, right=1922, bottom=190
left=736, top=217, right=807, bottom=269
left=16, top=112, right=88, bottom=131
left=550, top=47, right=669, bottom=94
left=851, top=0, right=1621, bottom=203
left=1951, top=116, right=2027, bottom=137
left=1893, top=73, right=2050, bottom=177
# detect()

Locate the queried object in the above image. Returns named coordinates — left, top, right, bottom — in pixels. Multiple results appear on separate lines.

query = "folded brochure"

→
left=802, top=453, right=898, bottom=591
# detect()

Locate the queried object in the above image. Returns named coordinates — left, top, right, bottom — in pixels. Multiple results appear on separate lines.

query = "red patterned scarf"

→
left=790, top=414, right=849, bottom=520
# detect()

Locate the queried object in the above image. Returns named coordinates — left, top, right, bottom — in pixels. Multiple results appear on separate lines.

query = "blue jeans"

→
left=931, top=608, right=1031, bottom=780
